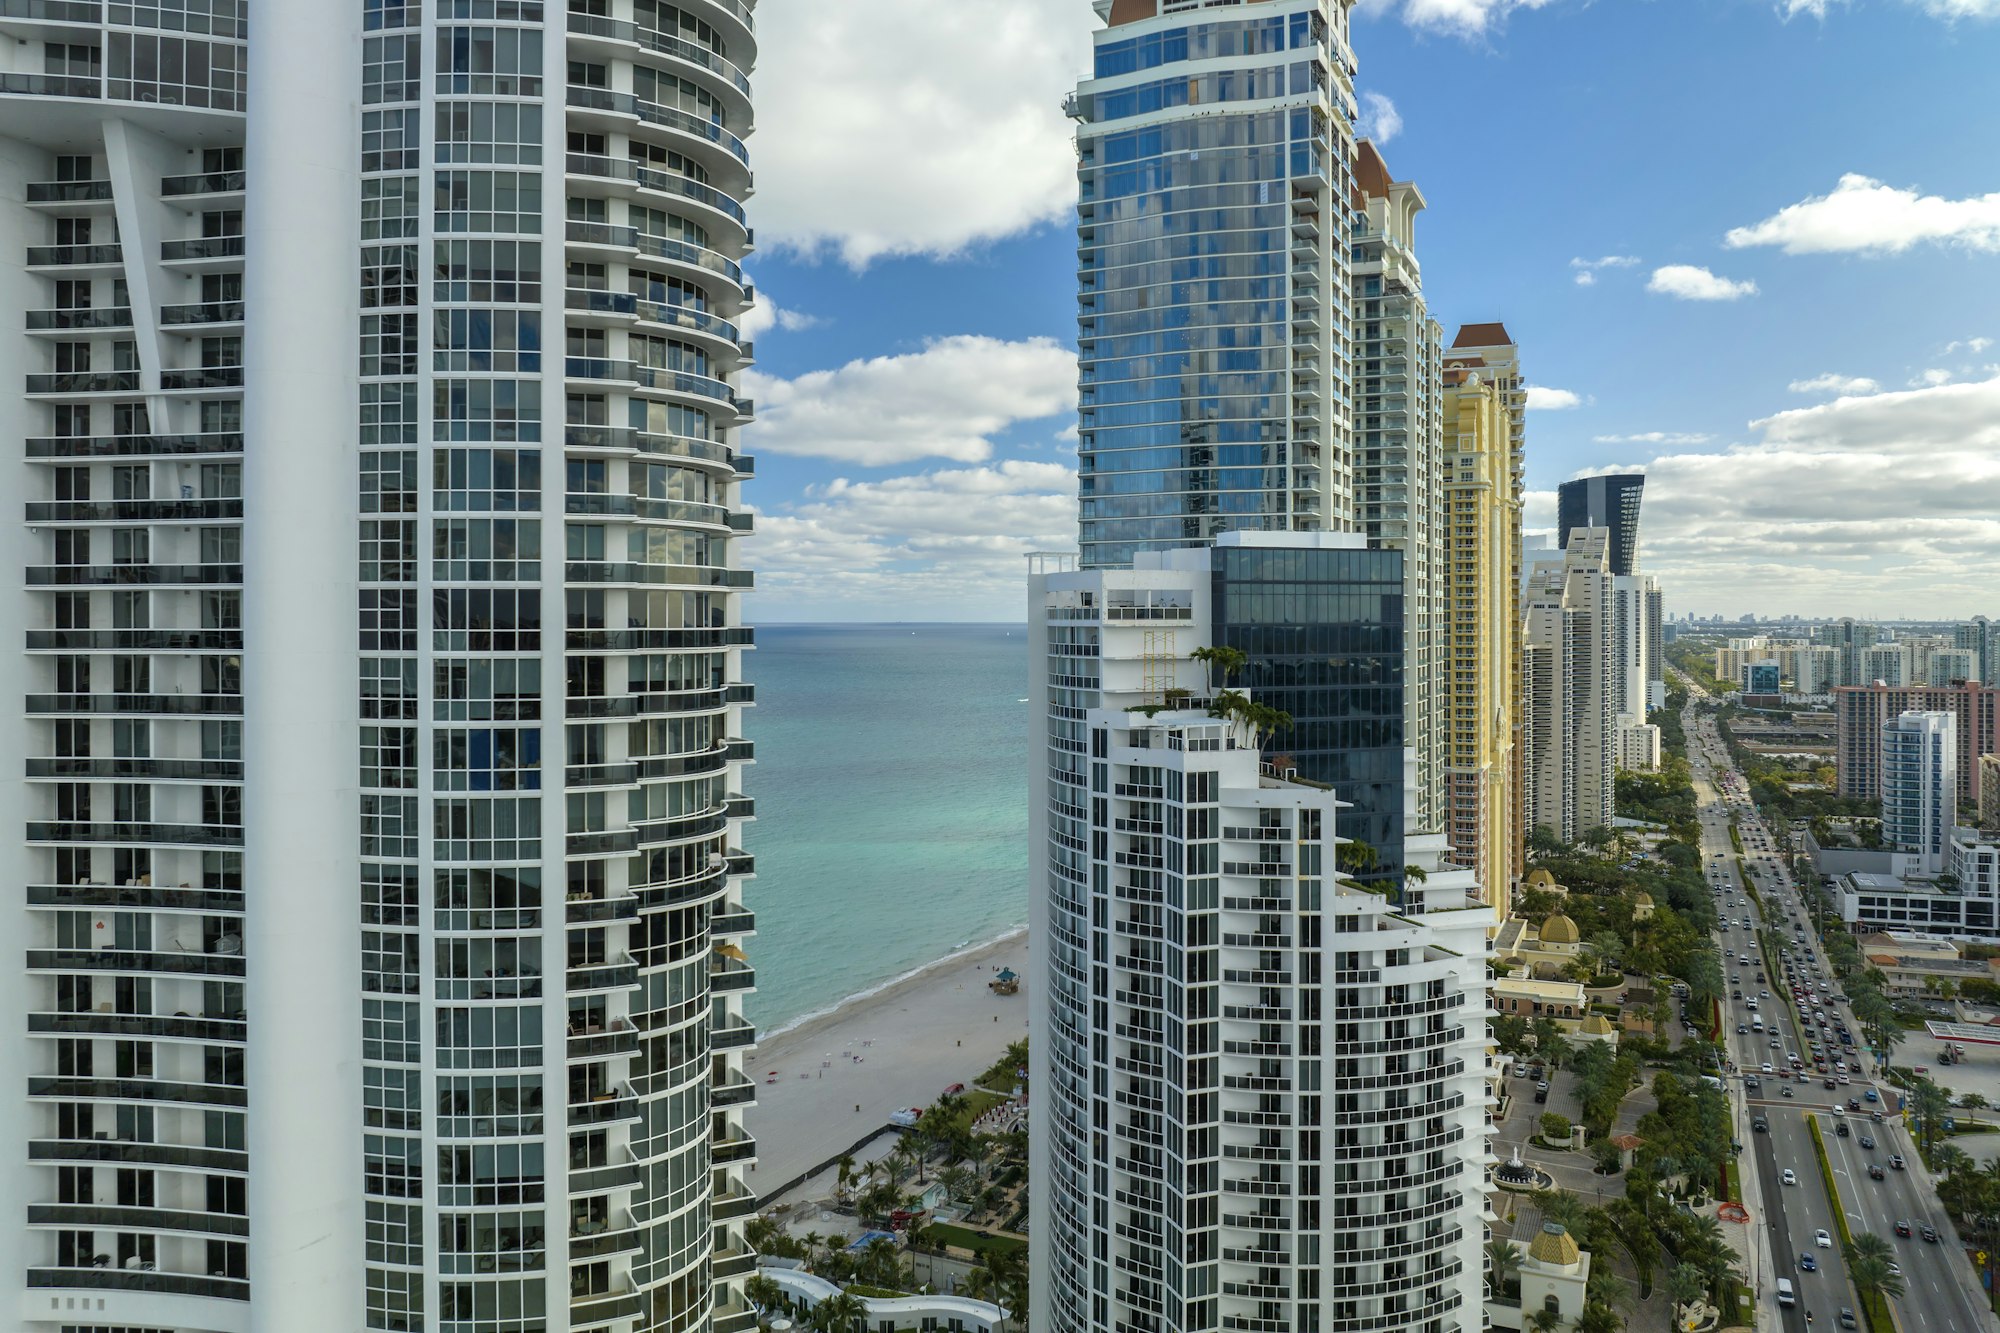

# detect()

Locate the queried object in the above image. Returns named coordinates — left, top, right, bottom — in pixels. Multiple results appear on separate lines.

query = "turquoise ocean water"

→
left=744, top=623, right=1030, bottom=1034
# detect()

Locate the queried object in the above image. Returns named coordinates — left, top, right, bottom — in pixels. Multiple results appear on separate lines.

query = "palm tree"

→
left=1843, top=1231, right=1893, bottom=1268
left=939, top=1165, right=979, bottom=1205
left=1528, top=1308, right=1564, bottom=1333
left=799, top=1231, right=825, bottom=1270
left=809, top=1290, right=868, bottom=1333
left=744, top=1274, right=786, bottom=1322
left=1577, top=1303, right=1623, bottom=1333
left=835, top=1153, right=857, bottom=1196
left=1533, top=1190, right=1588, bottom=1237
left=1666, top=1262, right=1707, bottom=1315
left=1847, top=1253, right=1906, bottom=1304
left=1586, top=1270, right=1629, bottom=1312
left=1961, top=1092, right=1989, bottom=1125
left=1485, top=1239, right=1525, bottom=1299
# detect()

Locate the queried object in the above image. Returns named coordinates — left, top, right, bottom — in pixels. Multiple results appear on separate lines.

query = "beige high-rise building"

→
left=1522, top=529, right=1617, bottom=845
left=1440, top=358, right=1522, bottom=916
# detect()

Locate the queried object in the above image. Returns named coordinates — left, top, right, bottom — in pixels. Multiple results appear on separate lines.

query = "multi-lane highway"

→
left=1677, top=674, right=1999, bottom=1332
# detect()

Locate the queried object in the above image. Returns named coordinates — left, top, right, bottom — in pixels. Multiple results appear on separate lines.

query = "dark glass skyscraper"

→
left=1556, top=472, right=1645, bottom=576
left=1209, top=541, right=1406, bottom=882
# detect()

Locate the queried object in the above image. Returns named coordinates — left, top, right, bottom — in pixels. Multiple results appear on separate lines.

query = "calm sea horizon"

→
left=744, top=623, right=1030, bottom=1033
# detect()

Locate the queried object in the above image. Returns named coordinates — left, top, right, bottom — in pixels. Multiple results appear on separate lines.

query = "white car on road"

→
left=1815, top=1229, right=1832, bottom=1247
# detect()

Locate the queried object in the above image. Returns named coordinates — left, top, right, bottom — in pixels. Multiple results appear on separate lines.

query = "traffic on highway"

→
left=1677, top=674, right=1999, bottom=1333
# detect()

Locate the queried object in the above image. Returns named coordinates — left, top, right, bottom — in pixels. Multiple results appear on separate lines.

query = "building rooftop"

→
left=1529, top=1223, right=1581, bottom=1267
left=1452, top=321, right=1516, bottom=349
left=1356, top=139, right=1393, bottom=199
left=1494, top=976, right=1587, bottom=1001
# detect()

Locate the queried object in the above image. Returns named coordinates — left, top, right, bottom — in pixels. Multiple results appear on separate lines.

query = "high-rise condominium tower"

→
left=1521, top=529, right=1616, bottom=845
left=3, top=3, right=760, bottom=1330
left=1554, top=472, right=1643, bottom=578
left=1440, top=361, right=1522, bottom=917
left=1028, top=537, right=1491, bottom=1333
left=1072, top=0, right=1361, bottom=571
left=1882, top=711, right=1958, bottom=876
left=1352, top=140, right=1446, bottom=840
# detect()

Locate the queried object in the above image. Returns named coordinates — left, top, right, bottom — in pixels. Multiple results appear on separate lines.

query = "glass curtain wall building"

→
left=2, top=2, right=760, bottom=1330
left=1554, top=473, right=1643, bottom=579
left=1071, top=0, right=1360, bottom=570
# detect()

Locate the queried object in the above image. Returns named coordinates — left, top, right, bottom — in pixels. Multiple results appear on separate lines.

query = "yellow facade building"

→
left=1441, top=331, right=1525, bottom=918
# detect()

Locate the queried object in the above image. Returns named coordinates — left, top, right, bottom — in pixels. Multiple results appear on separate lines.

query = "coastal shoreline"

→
left=744, top=929, right=1034, bottom=1199
left=756, top=923, right=1029, bottom=1043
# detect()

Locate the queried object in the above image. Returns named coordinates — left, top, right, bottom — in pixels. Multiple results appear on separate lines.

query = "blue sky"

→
left=738, top=0, right=2000, bottom=622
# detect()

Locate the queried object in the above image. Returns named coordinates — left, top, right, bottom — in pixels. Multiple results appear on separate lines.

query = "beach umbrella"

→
left=714, top=942, right=749, bottom=962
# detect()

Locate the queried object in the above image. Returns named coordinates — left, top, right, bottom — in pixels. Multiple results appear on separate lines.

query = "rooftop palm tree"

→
left=1485, top=1239, right=1525, bottom=1298
left=744, top=1273, right=786, bottom=1322
left=810, top=1289, right=868, bottom=1333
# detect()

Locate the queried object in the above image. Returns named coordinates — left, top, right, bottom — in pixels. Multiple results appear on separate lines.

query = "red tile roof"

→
left=1109, top=0, right=1159, bottom=25
left=1453, top=322, right=1516, bottom=349
left=1355, top=140, right=1393, bottom=200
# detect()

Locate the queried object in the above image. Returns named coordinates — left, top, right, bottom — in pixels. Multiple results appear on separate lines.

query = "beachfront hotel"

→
left=1028, top=536, right=1494, bottom=1333
left=1, top=2, right=760, bottom=1330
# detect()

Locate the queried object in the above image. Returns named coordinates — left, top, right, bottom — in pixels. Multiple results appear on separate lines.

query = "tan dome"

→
left=1580, top=1015, right=1616, bottom=1035
left=1632, top=892, right=1654, bottom=907
left=1529, top=1222, right=1580, bottom=1266
left=1539, top=914, right=1580, bottom=945
left=1526, top=868, right=1558, bottom=887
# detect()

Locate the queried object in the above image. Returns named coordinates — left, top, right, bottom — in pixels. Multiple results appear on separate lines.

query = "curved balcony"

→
left=26, top=629, right=243, bottom=652
left=27, top=820, right=244, bottom=848
left=563, top=85, right=749, bottom=174
left=565, top=13, right=754, bottom=115
left=565, top=625, right=754, bottom=651
left=562, top=157, right=746, bottom=233
left=27, top=563, right=242, bottom=587
left=562, top=492, right=732, bottom=529
left=562, top=426, right=741, bottom=473
left=161, top=365, right=243, bottom=391
left=29, top=1202, right=249, bottom=1238
left=30, top=882, right=245, bottom=913
left=161, top=168, right=246, bottom=201
left=31, top=1011, right=246, bottom=1042
left=26, top=498, right=243, bottom=523
left=29, top=1074, right=247, bottom=1108
left=31, top=1137, right=249, bottom=1174
left=564, top=560, right=753, bottom=590
left=0, top=70, right=100, bottom=99
left=28, top=1266, right=249, bottom=1303
left=27, top=431, right=243, bottom=459
left=28, top=948, right=246, bottom=978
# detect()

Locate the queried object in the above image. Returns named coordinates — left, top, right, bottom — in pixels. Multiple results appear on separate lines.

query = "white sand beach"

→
left=745, top=930, right=1034, bottom=1199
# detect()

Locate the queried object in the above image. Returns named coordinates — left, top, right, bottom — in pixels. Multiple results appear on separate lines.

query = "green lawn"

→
left=927, top=1222, right=1027, bottom=1259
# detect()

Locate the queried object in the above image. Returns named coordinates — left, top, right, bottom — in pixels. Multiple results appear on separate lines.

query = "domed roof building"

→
left=1538, top=914, right=1580, bottom=947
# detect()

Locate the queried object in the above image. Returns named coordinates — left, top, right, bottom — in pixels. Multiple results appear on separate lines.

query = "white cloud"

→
left=1355, top=0, right=1556, bottom=35
left=1591, top=432, right=1713, bottom=446
left=753, top=460, right=1079, bottom=620
left=1647, top=264, right=1759, bottom=301
left=751, top=0, right=1094, bottom=267
left=734, top=290, right=820, bottom=341
left=1724, top=174, right=2000, bottom=256
left=1778, top=0, right=1839, bottom=17
left=1944, top=336, right=1994, bottom=355
left=1569, top=255, right=1639, bottom=286
left=1356, top=92, right=1403, bottom=145
left=740, top=336, right=1077, bottom=468
left=1911, top=368, right=1955, bottom=388
left=1598, top=375, right=2000, bottom=615
left=1525, top=386, right=1584, bottom=411
left=1788, top=373, right=1881, bottom=396
left=1908, top=0, right=2000, bottom=18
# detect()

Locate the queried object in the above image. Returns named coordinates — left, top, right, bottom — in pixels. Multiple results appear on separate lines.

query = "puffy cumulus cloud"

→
left=1602, top=375, right=2000, bottom=615
left=1788, top=373, right=1881, bottom=396
left=1525, top=386, right=1584, bottom=411
left=734, top=290, right=819, bottom=341
left=1355, top=0, right=1556, bottom=35
left=751, top=0, right=1094, bottom=267
left=1570, top=255, right=1639, bottom=286
left=1910, top=368, right=1955, bottom=388
left=1724, top=174, right=2000, bottom=256
left=1591, top=432, right=1713, bottom=446
left=753, top=460, right=1079, bottom=620
left=1647, top=264, right=1759, bottom=301
left=1944, top=336, right=1994, bottom=355
left=740, top=336, right=1077, bottom=467
left=1356, top=92, right=1403, bottom=145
